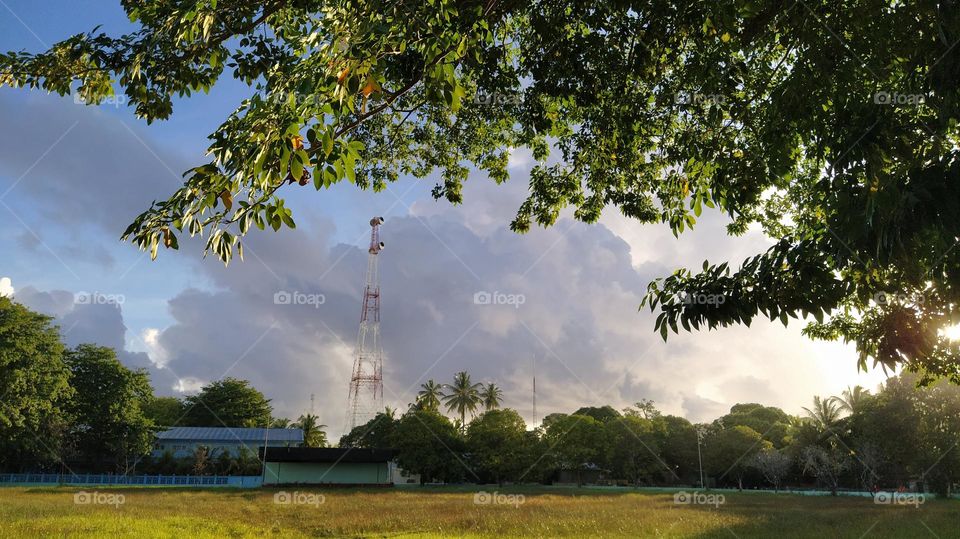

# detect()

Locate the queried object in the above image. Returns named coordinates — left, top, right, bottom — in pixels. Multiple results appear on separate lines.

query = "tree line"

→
left=0, top=297, right=325, bottom=474
left=4, top=296, right=960, bottom=494
left=343, top=376, right=960, bottom=495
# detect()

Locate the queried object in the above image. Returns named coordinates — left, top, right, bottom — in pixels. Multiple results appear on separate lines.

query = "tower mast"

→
left=346, top=216, right=385, bottom=430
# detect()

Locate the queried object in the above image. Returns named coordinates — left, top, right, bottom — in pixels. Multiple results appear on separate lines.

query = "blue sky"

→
left=0, top=1, right=892, bottom=436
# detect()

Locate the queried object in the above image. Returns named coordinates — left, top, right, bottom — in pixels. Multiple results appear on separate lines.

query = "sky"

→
left=0, top=1, right=891, bottom=438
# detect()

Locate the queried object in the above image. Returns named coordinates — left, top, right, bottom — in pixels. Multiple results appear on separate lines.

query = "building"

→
left=153, top=427, right=304, bottom=459
left=261, top=447, right=396, bottom=486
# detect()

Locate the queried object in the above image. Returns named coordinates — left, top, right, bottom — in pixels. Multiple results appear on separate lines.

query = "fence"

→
left=0, top=473, right=263, bottom=488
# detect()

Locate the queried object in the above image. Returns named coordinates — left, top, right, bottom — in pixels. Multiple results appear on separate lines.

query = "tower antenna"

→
left=346, top=216, right=386, bottom=430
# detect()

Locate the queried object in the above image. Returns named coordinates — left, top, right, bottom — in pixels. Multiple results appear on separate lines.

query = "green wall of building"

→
left=263, top=462, right=390, bottom=485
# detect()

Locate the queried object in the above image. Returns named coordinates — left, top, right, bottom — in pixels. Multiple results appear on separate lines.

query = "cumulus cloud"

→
left=0, top=277, right=12, bottom=297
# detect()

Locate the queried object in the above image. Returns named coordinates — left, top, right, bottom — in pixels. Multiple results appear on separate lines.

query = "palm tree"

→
left=480, top=383, right=504, bottom=411
left=294, top=413, right=328, bottom=447
left=269, top=417, right=291, bottom=428
left=831, top=385, right=871, bottom=416
left=802, top=396, right=842, bottom=432
left=442, top=371, right=482, bottom=430
left=416, top=380, right=443, bottom=411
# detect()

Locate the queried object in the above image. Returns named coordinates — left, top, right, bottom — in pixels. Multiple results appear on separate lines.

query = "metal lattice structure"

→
left=346, top=216, right=385, bottom=430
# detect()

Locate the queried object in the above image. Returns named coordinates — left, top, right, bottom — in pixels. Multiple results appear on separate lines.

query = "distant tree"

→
left=215, top=449, right=235, bottom=475
left=832, top=386, right=873, bottom=416
left=64, top=344, right=156, bottom=472
left=415, top=380, right=443, bottom=412
left=466, top=409, right=528, bottom=485
left=294, top=414, right=328, bottom=448
left=154, top=450, right=177, bottom=475
left=914, top=379, right=960, bottom=496
left=705, top=425, right=771, bottom=490
left=0, top=297, right=72, bottom=471
left=442, top=372, right=482, bottom=431
left=800, top=445, right=849, bottom=496
left=751, top=449, right=792, bottom=492
left=142, top=396, right=185, bottom=427
left=605, top=415, right=662, bottom=485
left=540, top=413, right=567, bottom=430
left=543, top=414, right=606, bottom=487
left=192, top=445, right=211, bottom=475
left=235, top=446, right=262, bottom=476
left=802, top=396, right=843, bottom=433
left=269, top=417, right=291, bottom=428
left=717, top=403, right=792, bottom=448
left=572, top=405, right=621, bottom=423
left=654, top=415, right=700, bottom=484
left=394, top=410, right=465, bottom=484
left=182, top=378, right=272, bottom=427
left=626, top=399, right=662, bottom=420
left=339, top=409, right=398, bottom=449
left=480, top=383, right=504, bottom=412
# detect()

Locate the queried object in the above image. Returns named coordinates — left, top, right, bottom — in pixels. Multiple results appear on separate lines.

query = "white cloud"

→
left=173, top=377, right=206, bottom=394
left=0, top=277, right=13, bottom=297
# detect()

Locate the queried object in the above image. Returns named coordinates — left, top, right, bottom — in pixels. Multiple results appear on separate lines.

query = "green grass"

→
left=0, top=485, right=953, bottom=538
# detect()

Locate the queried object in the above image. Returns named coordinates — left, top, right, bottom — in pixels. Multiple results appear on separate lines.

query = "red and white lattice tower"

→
left=346, top=216, right=385, bottom=430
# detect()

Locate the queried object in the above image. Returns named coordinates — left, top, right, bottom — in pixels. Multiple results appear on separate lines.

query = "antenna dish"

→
left=370, top=216, right=385, bottom=226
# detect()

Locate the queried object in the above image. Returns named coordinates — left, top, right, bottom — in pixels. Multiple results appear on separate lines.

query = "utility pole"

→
left=532, top=355, right=537, bottom=428
left=346, top=217, right=386, bottom=430
left=696, top=426, right=705, bottom=490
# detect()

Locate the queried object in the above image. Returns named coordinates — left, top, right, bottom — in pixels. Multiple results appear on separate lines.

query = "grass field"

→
left=0, top=486, right=954, bottom=538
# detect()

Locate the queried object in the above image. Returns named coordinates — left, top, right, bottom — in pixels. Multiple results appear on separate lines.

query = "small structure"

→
left=261, top=447, right=396, bottom=486
left=153, top=427, right=304, bottom=459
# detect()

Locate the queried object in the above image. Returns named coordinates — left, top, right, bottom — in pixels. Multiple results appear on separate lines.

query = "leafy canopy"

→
left=4, top=1, right=960, bottom=379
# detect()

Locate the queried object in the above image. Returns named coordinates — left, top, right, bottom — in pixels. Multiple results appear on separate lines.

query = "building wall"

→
left=263, top=462, right=391, bottom=485
left=152, top=440, right=294, bottom=459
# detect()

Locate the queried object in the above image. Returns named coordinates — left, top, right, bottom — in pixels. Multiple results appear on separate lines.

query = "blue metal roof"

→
left=157, top=427, right=304, bottom=443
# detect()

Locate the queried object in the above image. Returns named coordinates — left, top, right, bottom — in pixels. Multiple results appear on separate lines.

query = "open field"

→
left=0, top=486, right=955, bottom=538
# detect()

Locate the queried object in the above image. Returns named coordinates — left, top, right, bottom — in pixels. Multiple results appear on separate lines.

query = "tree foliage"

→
left=5, top=1, right=960, bottom=376
left=0, top=297, right=72, bottom=471
left=64, top=344, right=156, bottom=472
left=182, top=377, right=273, bottom=427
